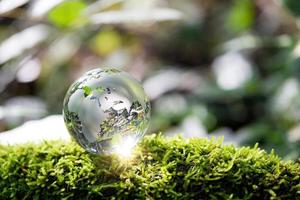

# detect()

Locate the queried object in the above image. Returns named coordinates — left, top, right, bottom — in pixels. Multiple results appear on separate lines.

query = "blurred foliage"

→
left=48, top=0, right=87, bottom=28
left=226, top=0, right=254, bottom=33
left=283, top=0, right=300, bottom=17
left=90, top=29, right=122, bottom=56
left=0, top=0, right=300, bottom=159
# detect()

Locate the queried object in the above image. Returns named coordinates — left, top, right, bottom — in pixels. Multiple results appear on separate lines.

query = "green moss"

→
left=0, top=135, right=299, bottom=199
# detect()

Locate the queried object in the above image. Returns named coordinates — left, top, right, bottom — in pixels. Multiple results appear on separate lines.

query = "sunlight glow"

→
left=113, top=136, right=137, bottom=158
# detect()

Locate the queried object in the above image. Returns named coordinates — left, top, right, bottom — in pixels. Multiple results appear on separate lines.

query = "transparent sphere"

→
left=63, top=68, right=150, bottom=155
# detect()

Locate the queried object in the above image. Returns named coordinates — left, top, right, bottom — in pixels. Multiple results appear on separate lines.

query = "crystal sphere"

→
left=63, top=68, right=150, bottom=154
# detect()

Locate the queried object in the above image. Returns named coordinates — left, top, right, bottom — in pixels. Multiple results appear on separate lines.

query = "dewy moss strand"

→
left=0, top=134, right=299, bottom=199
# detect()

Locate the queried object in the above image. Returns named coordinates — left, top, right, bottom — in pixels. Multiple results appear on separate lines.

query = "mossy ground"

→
left=0, top=134, right=299, bottom=199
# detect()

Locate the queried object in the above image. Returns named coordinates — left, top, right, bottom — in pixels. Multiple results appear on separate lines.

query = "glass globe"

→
left=63, top=68, right=150, bottom=155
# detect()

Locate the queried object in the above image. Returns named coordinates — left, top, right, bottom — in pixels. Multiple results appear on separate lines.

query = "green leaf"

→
left=90, top=29, right=122, bottom=56
left=48, top=0, right=87, bottom=28
left=226, top=0, right=255, bottom=33
left=283, top=0, right=300, bottom=17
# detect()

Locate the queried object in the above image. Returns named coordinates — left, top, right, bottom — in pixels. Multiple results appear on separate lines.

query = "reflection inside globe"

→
left=63, top=68, right=150, bottom=154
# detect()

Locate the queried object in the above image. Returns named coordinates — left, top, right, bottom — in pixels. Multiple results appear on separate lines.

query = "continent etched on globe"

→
left=63, top=68, right=150, bottom=154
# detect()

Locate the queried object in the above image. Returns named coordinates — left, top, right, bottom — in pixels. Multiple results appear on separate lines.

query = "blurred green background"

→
left=0, top=0, right=300, bottom=159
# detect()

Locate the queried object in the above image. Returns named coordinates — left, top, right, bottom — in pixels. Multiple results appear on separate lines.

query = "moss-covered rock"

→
left=0, top=134, right=299, bottom=199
